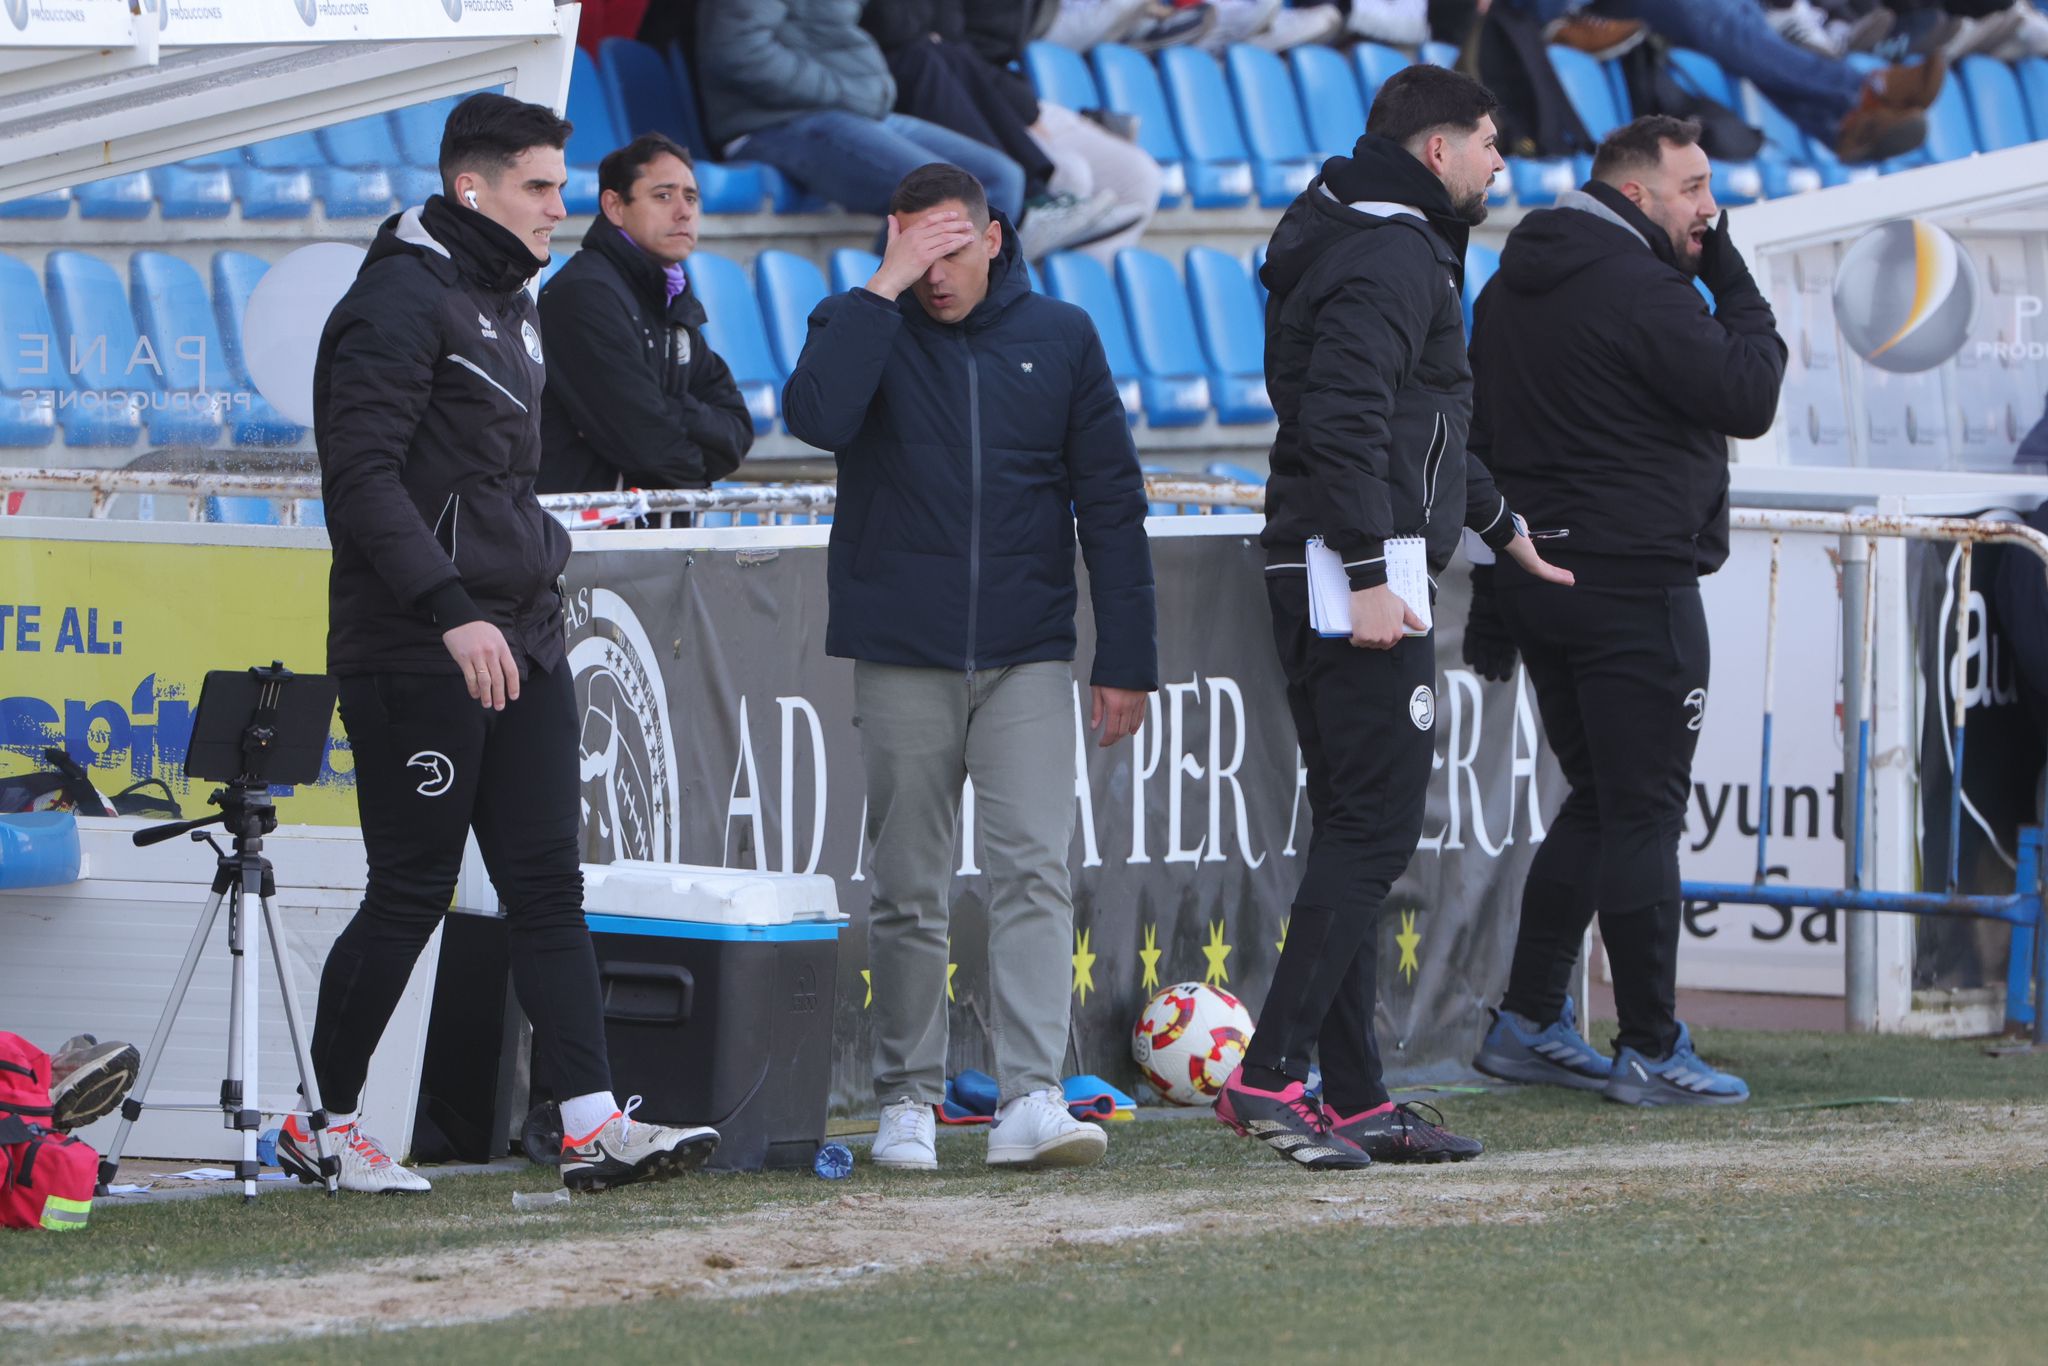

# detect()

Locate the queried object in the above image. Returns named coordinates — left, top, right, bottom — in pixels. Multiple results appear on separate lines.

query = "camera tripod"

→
left=98, top=664, right=341, bottom=1201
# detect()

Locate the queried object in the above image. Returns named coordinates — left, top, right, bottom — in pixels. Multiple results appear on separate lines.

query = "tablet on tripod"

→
left=185, top=664, right=337, bottom=787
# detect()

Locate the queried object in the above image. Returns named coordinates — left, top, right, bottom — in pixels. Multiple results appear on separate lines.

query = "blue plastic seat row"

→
left=0, top=249, right=303, bottom=448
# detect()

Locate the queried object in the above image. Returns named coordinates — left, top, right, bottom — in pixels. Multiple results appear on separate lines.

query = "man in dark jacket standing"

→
left=290, top=94, right=718, bottom=1193
left=538, top=132, right=753, bottom=498
left=1467, top=115, right=1788, bottom=1107
left=784, top=163, right=1156, bottom=1174
left=1216, top=66, right=1574, bottom=1170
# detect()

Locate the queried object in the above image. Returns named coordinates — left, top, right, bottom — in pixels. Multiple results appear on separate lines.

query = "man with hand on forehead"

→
left=784, top=163, right=1157, bottom=1175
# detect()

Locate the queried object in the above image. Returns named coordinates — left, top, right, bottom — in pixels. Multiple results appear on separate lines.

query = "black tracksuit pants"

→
left=1495, top=576, right=1709, bottom=1060
left=308, top=660, right=611, bottom=1114
left=1242, top=574, right=1437, bottom=1115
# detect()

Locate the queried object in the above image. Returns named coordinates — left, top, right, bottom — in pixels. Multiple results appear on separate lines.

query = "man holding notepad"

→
left=1214, top=65, right=1573, bottom=1170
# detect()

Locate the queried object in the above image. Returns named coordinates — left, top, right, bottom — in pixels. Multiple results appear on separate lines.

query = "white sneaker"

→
left=871, top=1097, right=938, bottom=1171
left=1044, top=0, right=1154, bottom=50
left=986, top=1088, right=1108, bottom=1170
left=1347, top=0, right=1428, bottom=47
left=559, top=1096, right=718, bottom=1192
left=1946, top=8, right=2025, bottom=61
left=1198, top=0, right=1283, bottom=52
left=277, top=1115, right=431, bottom=1194
left=1995, top=2, right=2048, bottom=60
left=1766, top=0, right=1844, bottom=57
left=1250, top=3, right=1345, bottom=52
left=1018, top=190, right=1136, bottom=258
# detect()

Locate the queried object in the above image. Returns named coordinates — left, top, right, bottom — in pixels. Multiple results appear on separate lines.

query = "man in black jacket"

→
left=288, top=94, right=718, bottom=1193
left=1466, top=115, right=1788, bottom=1107
left=784, top=163, right=1156, bottom=1174
left=1217, top=66, right=1574, bottom=1170
left=538, top=132, right=753, bottom=499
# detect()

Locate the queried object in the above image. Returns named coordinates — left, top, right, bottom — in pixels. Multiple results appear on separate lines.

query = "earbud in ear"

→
left=465, top=190, right=479, bottom=209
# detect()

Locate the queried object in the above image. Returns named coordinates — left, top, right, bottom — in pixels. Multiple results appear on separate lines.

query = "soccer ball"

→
left=1132, top=982, right=1254, bottom=1106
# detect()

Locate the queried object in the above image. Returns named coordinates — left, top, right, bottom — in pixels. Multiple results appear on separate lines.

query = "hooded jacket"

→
left=782, top=215, right=1157, bottom=690
left=1469, top=181, right=1787, bottom=585
left=536, top=213, right=754, bottom=495
left=697, top=0, right=896, bottom=150
left=1260, top=134, right=1522, bottom=587
left=315, top=195, right=569, bottom=677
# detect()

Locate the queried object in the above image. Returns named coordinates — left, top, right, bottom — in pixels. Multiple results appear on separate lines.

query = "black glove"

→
left=1462, top=566, right=1518, bottom=684
left=1696, top=210, right=1752, bottom=297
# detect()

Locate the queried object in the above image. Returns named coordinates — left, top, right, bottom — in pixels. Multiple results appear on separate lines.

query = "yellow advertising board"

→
left=0, top=526, right=358, bottom=826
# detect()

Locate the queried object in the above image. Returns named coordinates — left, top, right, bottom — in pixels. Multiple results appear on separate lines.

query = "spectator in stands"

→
left=1219, top=64, right=1570, bottom=1170
left=697, top=0, right=1059, bottom=246
left=536, top=133, right=753, bottom=500
left=300, top=93, right=720, bottom=1194
left=861, top=1, right=1141, bottom=256
left=1047, top=0, right=1218, bottom=51
left=1504, top=0, right=1944, bottom=163
left=1465, top=116, right=1786, bottom=1107
left=784, top=163, right=1156, bottom=1175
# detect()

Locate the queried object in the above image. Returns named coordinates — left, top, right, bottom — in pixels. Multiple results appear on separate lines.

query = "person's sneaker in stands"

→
left=277, top=1114, right=431, bottom=1193
left=1325, top=1100, right=1484, bottom=1164
left=1838, top=6, right=1896, bottom=54
left=1767, top=0, right=1845, bottom=57
left=47, top=1034, right=140, bottom=1132
left=871, top=1096, right=938, bottom=1171
left=1124, top=2, right=1217, bottom=53
left=1346, top=0, right=1428, bottom=46
left=1250, top=3, right=1344, bottom=52
left=1019, top=190, right=1140, bottom=258
left=1943, top=7, right=2024, bottom=61
left=1198, top=0, right=1282, bottom=53
left=559, top=1097, right=718, bottom=1192
left=1542, top=13, right=1648, bottom=61
left=1215, top=1066, right=1371, bottom=1170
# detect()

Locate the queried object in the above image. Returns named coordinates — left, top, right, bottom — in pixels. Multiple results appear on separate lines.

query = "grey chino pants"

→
left=855, top=660, right=1078, bottom=1108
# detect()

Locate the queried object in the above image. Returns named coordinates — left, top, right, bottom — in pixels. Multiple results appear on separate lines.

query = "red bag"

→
left=0, top=1033, right=96, bottom=1232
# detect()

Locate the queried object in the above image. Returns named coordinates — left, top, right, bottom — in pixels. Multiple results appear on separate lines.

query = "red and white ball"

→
left=1131, top=982, right=1254, bottom=1106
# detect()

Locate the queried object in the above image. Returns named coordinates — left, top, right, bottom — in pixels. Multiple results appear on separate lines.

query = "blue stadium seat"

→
left=687, top=251, right=779, bottom=434
left=1024, top=40, right=1101, bottom=110
left=1251, top=242, right=1268, bottom=309
left=1091, top=43, right=1196, bottom=206
left=1205, top=461, right=1265, bottom=486
left=1921, top=58, right=1984, bottom=163
left=209, top=251, right=305, bottom=446
left=0, top=255, right=60, bottom=446
left=391, top=96, right=462, bottom=168
left=562, top=47, right=620, bottom=215
left=40, top=252, right=152, bottom=446
left=1463, top=242, right=1499, bottom=339
left=1351, top=42, right=1408, bottom=108
left=1290, top=44, right=1368, bottom=163
left=131, top=251, right=243, bottom=441
left=755, top=249, right=829, bottom=376
left=1043, top=251, right=1145, bottom=425
left=184, top=148, right=314, bottom=220
left=1222, top=45, right=1321, bottom=207
left=1658, top=49, right=1765, bottom=203
left=1114, top=248, right=1214, bottom=428
left=1736, top=79, right=1853, bottom=188
left=829, top=249, right=879, bottom=294
left=599, top=38, right=767, bottom=213
left=1157, top=47, right=1268, bottom=206
left=1960, top=55, right=2033, bottom=151
left=320, top=114, right=440, bottom=206
left=535, top=252, right=572, bottom=292
left=1183, top=246, right=1272, bottom=425
left=74, top=174, right=153, bottom=221
left=151, top=163, right=235, bottom=218
left=2019, top=56, right=2048, bottom=137
left=0, top=190, right=71, bottom=220
left=205, top=496, right=281, bottom=525
left=248, top=131, right=393, bottom=217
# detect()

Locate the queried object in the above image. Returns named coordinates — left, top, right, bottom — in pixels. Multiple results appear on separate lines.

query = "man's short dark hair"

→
left=439, top=92, right=574, bottom=192
left=889, top=163, right=989, bottom=226
left=1591, top=115, right=1704, bottom=184
left=1365, top=65, right=1500, bottom=148
left=599, top=132, right=695, bottom=201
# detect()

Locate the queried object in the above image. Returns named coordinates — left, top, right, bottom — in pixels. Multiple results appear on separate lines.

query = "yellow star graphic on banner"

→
left=1072, top=927, right=1098, bottom=1004
left=1396, top=910, right=1422, bottom=983
left=1202, top=919, right=1232, bottom=987
left=1275, top=915, right=1289, bottom=957
left=1139, top=923, right=1163, bottom=993
left=861, top=969, right=872, bottom=1009
left=946, top=937, right=959, bottom=1003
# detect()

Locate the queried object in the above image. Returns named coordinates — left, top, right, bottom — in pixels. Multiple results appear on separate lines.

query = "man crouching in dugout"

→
left=1467, top=115, right=1788, bottom=1107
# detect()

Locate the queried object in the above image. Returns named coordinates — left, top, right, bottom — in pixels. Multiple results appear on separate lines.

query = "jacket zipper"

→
left=1420, top=410, right=1447, bottom=526
left=964, top=334, right=983, bottom=678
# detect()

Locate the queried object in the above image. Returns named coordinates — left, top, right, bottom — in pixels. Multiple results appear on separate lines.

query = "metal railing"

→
left=0, top=469, right=1268, bottom=524
left=1680, top=509, right=2048, bottom=1043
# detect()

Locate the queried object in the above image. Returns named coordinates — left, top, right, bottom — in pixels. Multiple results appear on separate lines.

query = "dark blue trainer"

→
left=1603, top=1023, right=1750, bottom=1107
left=1473, top=994, right=1612, bottom=1092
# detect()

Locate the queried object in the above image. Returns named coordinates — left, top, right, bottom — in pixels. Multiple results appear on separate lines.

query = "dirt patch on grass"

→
left=14, top=1106, right=2046, bottom=1358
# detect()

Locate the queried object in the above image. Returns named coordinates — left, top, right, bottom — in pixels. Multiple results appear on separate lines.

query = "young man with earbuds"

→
left=289, top=92, right=721, bottom=1193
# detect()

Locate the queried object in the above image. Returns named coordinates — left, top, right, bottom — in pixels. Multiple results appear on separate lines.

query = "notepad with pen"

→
left=1306, top=536, right=1432, bottom=640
